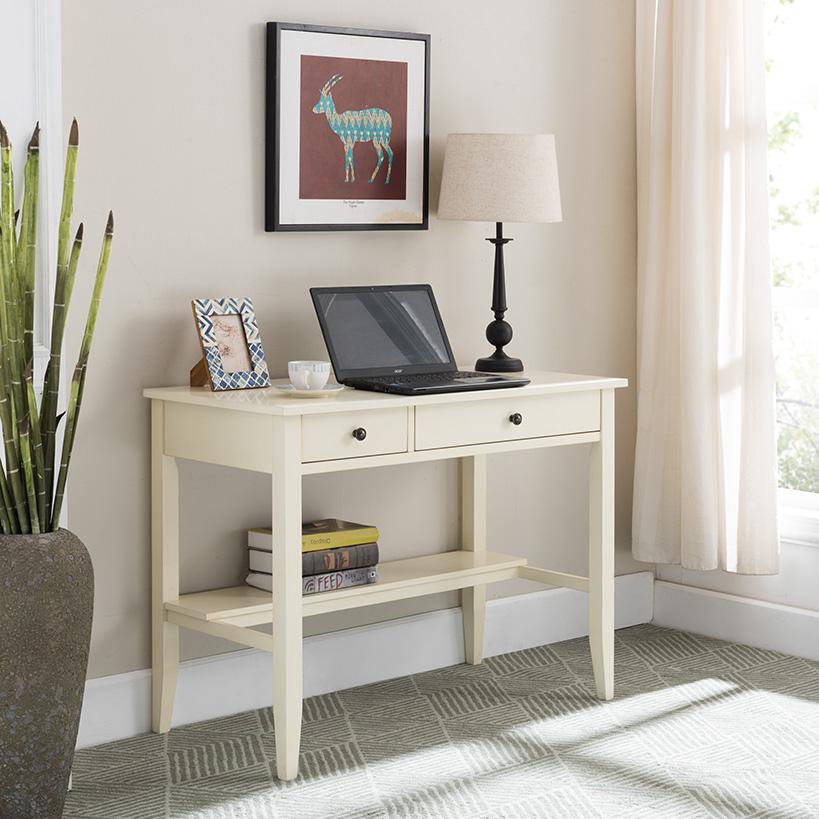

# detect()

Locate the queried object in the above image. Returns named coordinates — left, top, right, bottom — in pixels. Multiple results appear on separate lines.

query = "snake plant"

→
left=0, top=119, right=113, bottom=533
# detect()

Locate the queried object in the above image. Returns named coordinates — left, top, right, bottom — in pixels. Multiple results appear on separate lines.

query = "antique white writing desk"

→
left=144, top=370, right=626, bottom=780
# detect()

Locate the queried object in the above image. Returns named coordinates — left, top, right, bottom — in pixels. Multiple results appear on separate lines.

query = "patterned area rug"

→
left=64, top=625, right=819, bottom=818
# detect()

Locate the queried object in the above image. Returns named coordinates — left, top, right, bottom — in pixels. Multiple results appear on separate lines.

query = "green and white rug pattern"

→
left=64, top=625, right=819, bottom=818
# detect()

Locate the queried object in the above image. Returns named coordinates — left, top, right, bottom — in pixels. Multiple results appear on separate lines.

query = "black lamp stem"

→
left=475, top=221, right=524, bottom=373
left=490, top=222, right=507, bottom=316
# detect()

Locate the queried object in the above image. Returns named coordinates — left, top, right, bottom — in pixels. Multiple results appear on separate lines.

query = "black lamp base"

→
left=475, top=351, right=523, bottom=373
left=477, top=222, right=525, bottom=373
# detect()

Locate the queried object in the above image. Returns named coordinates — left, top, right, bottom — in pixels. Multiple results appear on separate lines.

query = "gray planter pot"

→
left=0, top=529, right=94, bottom=819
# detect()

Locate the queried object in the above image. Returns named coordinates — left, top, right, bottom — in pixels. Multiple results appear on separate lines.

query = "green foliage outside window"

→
left=767, top=0, right=819, bottom=494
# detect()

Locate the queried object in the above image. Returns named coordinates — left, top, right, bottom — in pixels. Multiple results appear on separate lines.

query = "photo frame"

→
left=191, top=298, right=271, bottom=391
left=266, top=22, right=430, bottom=232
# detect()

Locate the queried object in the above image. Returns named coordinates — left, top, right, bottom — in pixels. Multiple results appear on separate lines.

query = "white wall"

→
left=61, top=0, right=645, bottom=680
left=1, top=0, right=62, bottom=386
left=656, top=540, right=819, bottom=612
left=653, top=524, right=819, bottom=662
left=0, top=7, right=37, bottom=166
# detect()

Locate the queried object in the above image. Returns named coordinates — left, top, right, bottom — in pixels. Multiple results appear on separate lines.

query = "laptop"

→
left=310, top=285, right=530, bottom=395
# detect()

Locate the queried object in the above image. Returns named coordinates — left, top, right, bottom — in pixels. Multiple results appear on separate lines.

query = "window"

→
left=766, top=0, right=819, bottom=544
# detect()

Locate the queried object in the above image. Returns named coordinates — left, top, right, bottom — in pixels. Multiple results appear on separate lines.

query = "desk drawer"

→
left=302, top=408, right=407, bottom=462
left=414, top=391, right=600, bottom=451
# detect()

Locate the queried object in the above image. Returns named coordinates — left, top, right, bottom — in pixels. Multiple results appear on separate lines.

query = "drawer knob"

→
left=352, top=427, right=367, bottom=441
left=509, top=413, right=523, bottom=426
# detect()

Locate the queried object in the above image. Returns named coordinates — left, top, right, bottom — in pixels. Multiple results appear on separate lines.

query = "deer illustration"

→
left=312, top=74, right=394, bottom=184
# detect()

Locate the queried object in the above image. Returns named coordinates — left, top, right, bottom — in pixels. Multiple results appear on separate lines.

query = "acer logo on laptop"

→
left=393, top=368, right=403, bottom=373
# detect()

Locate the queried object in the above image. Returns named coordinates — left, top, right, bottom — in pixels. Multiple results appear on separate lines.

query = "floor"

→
left=64, top=625, right=819, bottom=818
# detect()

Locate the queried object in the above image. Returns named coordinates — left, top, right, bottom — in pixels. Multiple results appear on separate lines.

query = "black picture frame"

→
left=265, top=22, right=430, bottom=232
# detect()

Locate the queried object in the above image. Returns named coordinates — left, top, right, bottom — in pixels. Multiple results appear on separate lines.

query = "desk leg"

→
left=151, top=401, right=179, bottom=733
left=589, top=389, right=615, bottom=700
left=461, top=455, right=487, bottom=665
left=272, top=416, right=302, bottom=781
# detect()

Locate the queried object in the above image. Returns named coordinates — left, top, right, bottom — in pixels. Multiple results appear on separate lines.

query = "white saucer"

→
left=275, top=383, right=346, bottom=398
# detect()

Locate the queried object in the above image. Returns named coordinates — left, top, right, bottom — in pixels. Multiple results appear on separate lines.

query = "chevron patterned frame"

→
left=191, top=298, right=271, bottom=391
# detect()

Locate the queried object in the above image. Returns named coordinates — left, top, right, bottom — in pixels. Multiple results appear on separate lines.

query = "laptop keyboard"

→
left=364, top=371, right=483, bottom=384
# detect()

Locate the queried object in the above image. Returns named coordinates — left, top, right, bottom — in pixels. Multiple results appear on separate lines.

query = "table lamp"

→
left=438, top=133, right=562, bottom=372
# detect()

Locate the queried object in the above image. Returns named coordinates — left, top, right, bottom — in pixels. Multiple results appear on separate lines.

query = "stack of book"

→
left=244, top=518, right=379, bottom=595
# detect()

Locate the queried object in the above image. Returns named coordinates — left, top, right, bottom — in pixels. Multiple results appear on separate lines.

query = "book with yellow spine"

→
left=248, top=519, right=379, bottom=554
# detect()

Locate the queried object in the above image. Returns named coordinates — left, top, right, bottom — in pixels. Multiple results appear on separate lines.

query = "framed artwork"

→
left=191, top=298, right=271, bottom=391
left=265, top=22, right=430, bottom=232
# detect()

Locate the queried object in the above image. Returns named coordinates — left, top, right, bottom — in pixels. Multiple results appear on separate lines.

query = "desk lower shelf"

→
left=165, top=550, right=527, bottom=626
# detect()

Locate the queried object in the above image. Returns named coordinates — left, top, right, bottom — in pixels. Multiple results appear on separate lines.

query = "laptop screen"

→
left=311, top=285, right=455, bottom=378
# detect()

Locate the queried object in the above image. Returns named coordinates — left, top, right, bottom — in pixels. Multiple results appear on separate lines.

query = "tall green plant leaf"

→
left=51, top=211, right=113, bottom=530
left=18, top=414, right=39, bottom=534
left=41, top=118, right=79, bottom=523
left=17, top=125, right=39, bottom=368
left=0, top=119, right=111, bottom=532
left=25, top=376, right=46, bottom=525
left=0, top=122, right=30, bottom=532
left=0, top=461, right=13, bottom=533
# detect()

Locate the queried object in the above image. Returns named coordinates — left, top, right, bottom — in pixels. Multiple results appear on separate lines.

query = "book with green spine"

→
left=248, top=519, right=379, bottom=554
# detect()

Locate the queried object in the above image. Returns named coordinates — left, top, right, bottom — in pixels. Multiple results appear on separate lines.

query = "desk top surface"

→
left=145, top=370, right=627, bottom=417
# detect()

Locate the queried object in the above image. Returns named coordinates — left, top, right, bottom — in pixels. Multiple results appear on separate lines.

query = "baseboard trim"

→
left=77, top=571, right=653, bottom=748
left=653, top=579, right=819, bottom=663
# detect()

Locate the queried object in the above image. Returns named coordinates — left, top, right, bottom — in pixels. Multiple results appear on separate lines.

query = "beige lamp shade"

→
left=438, top=133, right=562, bottom=224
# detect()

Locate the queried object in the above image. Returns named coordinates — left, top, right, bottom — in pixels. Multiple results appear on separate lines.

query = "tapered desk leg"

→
left=151, top=400, right=180, bottom=733
left=461, top=455, right=487, bottom=665
left=272, top=416, right=303, bottom=780
left=589, top=389, right=615, bottom=700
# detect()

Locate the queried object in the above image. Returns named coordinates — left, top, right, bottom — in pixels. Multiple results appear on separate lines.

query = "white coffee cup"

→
left=288, top=360, right=331, bottom=390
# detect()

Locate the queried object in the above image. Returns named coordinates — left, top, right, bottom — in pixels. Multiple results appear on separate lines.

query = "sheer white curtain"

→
left=632, top=0, right=779, bottom=573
